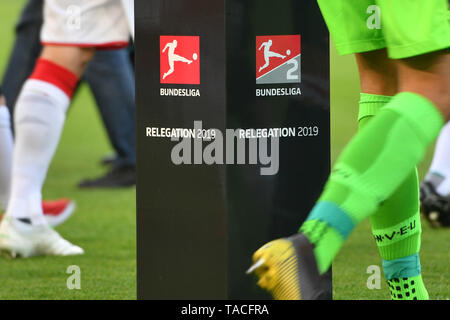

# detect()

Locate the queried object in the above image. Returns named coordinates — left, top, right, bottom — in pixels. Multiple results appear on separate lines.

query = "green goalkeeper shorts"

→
left=317, top=0, right=450, bottom=58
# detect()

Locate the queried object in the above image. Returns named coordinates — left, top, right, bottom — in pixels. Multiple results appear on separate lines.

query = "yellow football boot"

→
left=248, top=233, right=329, bottom=300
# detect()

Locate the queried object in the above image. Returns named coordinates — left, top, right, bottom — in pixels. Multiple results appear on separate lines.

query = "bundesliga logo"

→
left=160, top=36, right=200, bottom=85
left=256, top=35, right=301, bottom=85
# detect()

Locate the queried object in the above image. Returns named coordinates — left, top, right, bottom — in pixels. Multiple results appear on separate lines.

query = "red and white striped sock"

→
left=6, top=58, right=78, bottom=225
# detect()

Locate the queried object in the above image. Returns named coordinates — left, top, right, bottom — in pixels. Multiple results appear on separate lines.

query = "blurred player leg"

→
left=425, top=122, right=450, bottom=191
left=420, top=122, right=450, bottom=227
left=0, top=0, right=79, bottom=226
left=355, top=50, right=428, bottom=300
left=79, top=48, right=136, bottom=188
left=8, top=45, right=91, bottom=228
left=0, top=93, right=13, bottom=212
left=0, top=46, right=92, bottom=257
left=0, top=0, right=130, bottom=257
left=0, top=87, right=75, bottom=227
left=250, top=0, right=449, bottom=299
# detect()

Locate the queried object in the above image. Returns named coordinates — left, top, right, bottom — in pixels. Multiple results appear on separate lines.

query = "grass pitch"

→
left=0, top=0, right=448, bottom=300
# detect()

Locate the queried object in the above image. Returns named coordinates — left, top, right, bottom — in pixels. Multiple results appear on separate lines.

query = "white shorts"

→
left=41, top=0, right=130, bottom=49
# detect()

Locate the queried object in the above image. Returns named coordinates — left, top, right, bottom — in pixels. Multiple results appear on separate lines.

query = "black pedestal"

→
left=136, top=0, right=330, bottom=299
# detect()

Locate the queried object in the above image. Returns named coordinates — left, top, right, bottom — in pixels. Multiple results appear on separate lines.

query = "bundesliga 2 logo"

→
left=160, top=36, right=200, bottom=85
left=256, top=35, right=301, bottom=85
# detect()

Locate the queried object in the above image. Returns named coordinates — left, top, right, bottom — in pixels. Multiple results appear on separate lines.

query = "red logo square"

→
left=160, top=36, right=200, bottom=84
left=256, top=35, right=301, bottom=84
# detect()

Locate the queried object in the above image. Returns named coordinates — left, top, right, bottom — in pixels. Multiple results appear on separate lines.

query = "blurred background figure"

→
left=0, top=0, right=134, bottom=258
left=1, top=0, right=136, bottom=189
left=0, top=0, right=137, bottom=298
left=420, top=122, right=450, bottom=228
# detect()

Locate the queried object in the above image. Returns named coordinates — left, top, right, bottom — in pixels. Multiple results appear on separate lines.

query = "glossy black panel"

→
left=136, top=0, right=330, bottom=299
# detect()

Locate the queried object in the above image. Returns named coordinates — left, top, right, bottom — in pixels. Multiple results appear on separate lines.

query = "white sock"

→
left=0, top=106, right=13, bottom=211
left=6, top=80, right=70, bottom=225
left=426, top=121, right=450, bottom=196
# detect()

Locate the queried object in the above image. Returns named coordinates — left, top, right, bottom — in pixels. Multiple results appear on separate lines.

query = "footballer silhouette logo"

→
left=256, top=35, right=301, bottom=84
left=160, top=36, right=200, bottom=84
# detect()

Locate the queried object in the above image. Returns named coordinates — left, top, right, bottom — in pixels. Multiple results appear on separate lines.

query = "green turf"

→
left=0, top=0, right=136, bottom=300
left=0, top=0, right=447, bottom=300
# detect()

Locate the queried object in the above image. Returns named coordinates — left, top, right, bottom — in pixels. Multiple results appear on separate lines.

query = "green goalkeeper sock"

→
left=300, top=92, right=444, bottom=274
left=359, top=93, right=428, bottom=300
left=358, top=93, right=422, bottom=260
